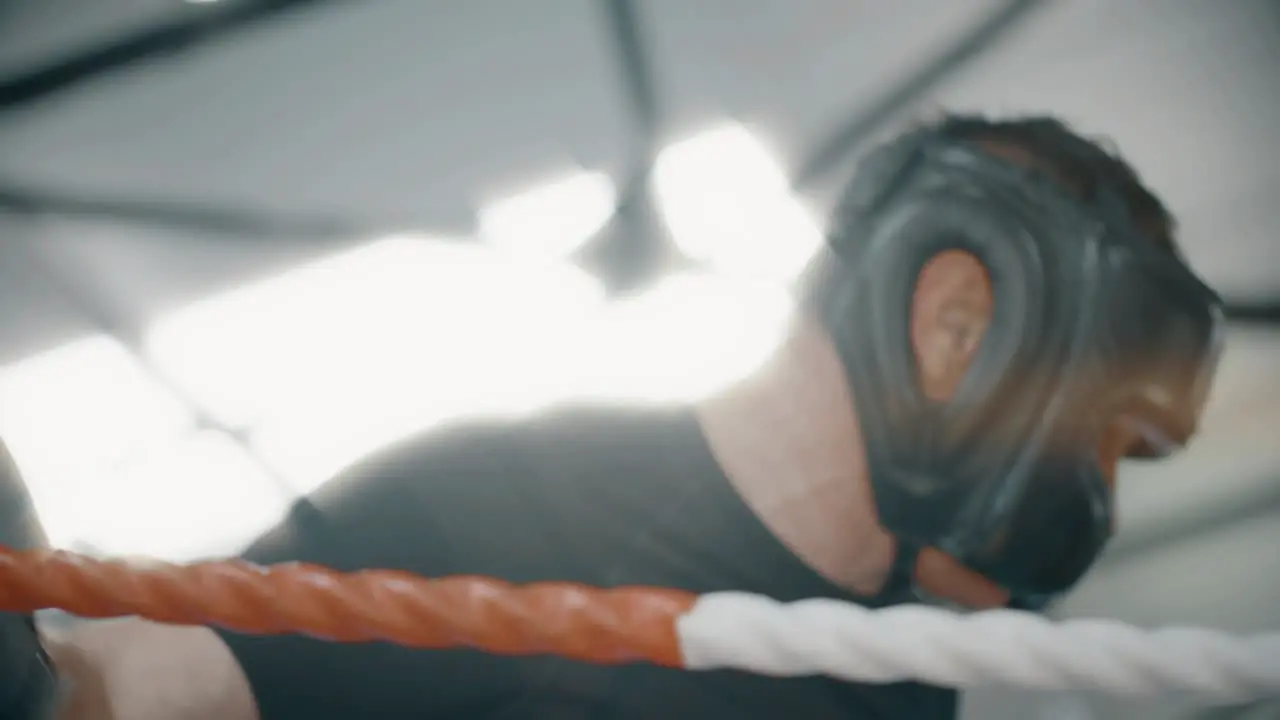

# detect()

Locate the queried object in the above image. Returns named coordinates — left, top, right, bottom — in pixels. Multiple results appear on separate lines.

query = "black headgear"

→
left=802, top=128, right=1224, bottom=606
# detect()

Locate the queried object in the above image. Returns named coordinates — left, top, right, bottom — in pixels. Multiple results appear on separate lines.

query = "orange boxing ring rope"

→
left=0, top=546, right=694, bottom=666
left=4, top=545, right=1280, bottom=699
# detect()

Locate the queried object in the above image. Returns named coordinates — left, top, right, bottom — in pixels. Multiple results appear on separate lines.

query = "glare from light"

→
left=653, top=124, right=824, bottom=283
left=70, top=431, right=294, bottom=561
left=0, top=336, right=195, bottom=545
left=143, top=234, right=796, bottom=496
left=249, top=269, right=795, bottom=491
left=577, top=272, right=795, bottom=403
left=145, top=236, right=604, bottom=489
left=478, top=171, right=617, bottom=257
left=252, top=410, right=450, bottom=495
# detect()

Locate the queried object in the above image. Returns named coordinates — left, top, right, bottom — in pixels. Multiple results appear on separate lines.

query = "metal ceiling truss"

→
left=0, top=2, right=1273, bottom=540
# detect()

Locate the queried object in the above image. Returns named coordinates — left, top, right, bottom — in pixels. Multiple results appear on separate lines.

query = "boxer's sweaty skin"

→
left=700, top=283, right=1012, bottom=609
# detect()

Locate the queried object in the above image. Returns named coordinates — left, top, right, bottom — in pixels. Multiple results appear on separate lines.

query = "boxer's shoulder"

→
left=235, top=404, right=715, bottom=576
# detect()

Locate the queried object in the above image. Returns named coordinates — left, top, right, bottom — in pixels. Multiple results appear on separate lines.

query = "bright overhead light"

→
left=71, top=431, right=294, bottom=561
left=0, top=335, right=196, bottom=549
left=0, top=336, right=194, bottom=472
left=478, top=171, right=617, bottom=257
left=576, top=272, right=794, bottom=403
left=653, top=124, right=823, bottom=283
left=145, top=237, right=604, bottom=474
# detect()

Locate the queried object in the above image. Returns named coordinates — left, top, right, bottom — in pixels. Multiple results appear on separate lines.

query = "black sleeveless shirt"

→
left=217, top=405, right=957, bottom=719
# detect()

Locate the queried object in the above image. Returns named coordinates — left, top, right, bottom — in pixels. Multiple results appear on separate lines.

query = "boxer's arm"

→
left=45, top=620, right=257, bottom=720
left=0, top=431, right=257, bottom=720
left=32, top=424, right=516, bottom=720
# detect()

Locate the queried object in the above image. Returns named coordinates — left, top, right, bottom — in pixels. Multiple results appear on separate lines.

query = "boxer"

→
left=2, top=114, right=1223, bottom=719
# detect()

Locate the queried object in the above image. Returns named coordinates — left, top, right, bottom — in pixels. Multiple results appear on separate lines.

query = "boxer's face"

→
left=908, top=250, right=1152, bottom=493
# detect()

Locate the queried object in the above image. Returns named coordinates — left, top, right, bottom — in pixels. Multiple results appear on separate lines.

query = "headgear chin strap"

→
left=802, top=129, right=1224, bottom=606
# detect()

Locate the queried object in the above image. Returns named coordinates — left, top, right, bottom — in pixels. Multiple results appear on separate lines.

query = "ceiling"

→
left=0, top=0, right=1277, bottom=556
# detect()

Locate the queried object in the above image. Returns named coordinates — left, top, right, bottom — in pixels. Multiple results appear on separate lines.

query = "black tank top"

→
left=218, top=405, right=958, bottom=719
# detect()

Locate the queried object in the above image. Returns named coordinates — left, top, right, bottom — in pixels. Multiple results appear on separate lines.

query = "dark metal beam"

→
left=9, top=175, right=1277, bottom=326
left=0, top=0, right=349, bottom=109
left=0, top=182, right=373, bottom=241
left=601, top=0, right=659, bottom=154
left=579, top=0, right=672, bottom=293
left=793, top=0, right=1052, bottom=190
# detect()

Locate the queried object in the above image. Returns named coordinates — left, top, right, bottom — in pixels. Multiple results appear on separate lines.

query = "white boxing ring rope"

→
left=676, top=594, right=1280, bottom=701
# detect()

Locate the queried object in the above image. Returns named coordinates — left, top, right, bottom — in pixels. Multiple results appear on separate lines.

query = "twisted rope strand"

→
left=676, top=595, right=1280, bottom=701
left=0, top=547, right=693, bottom=666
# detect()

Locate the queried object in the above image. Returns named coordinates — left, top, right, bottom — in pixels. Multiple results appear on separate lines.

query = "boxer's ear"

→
left=910, top=250, right=994, bottom=402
